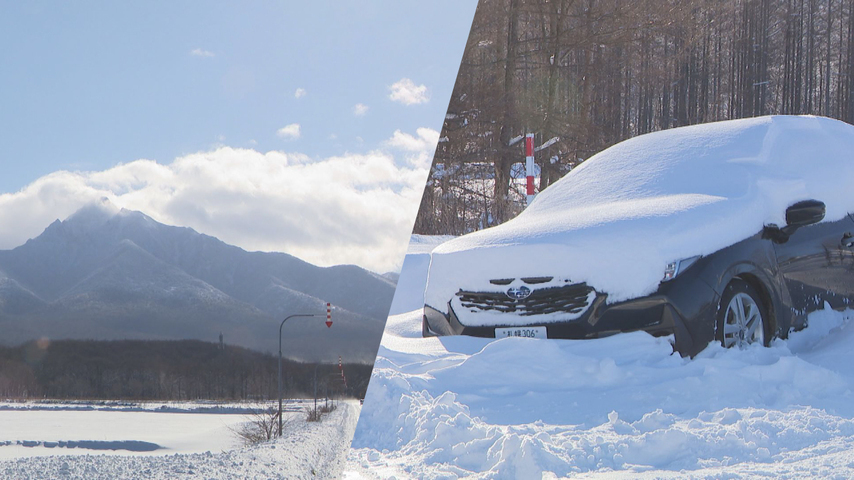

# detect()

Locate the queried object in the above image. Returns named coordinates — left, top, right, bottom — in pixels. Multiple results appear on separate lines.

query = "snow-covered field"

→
left=346, top=243, right=854, bottom=479
left=1, top=399, right=360, bottom=479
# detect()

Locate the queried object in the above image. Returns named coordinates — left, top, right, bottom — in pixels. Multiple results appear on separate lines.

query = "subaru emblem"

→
left=506, top=286, right=532, bottom=300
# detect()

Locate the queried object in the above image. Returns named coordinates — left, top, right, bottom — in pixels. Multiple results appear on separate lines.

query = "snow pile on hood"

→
left=427, top=115, right=854, bottom=306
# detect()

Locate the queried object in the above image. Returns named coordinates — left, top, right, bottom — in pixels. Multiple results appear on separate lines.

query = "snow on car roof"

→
left=528, top=115, right=851, bottom=220
left=427, top=115, right=854, bottom=309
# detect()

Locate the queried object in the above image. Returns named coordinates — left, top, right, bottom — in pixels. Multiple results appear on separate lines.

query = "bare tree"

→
left=415, top=0, right=854, bottom=236
left=231, top=406, right=280, bottom=445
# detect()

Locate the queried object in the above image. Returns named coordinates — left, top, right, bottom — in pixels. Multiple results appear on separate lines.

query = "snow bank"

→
left=427, top=115, right=854, bottom=309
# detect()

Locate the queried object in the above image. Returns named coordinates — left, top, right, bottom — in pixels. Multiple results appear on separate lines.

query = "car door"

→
left=772, top=215, right=854, bottom=313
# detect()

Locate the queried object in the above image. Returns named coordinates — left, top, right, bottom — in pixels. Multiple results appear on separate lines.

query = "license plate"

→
left=495, top=326, right=547, bottom=339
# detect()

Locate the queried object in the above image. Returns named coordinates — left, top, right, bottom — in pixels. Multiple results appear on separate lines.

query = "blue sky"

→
left=0, top=1, right=474, bottom=192
left=0, top=1, right=477, bottom=272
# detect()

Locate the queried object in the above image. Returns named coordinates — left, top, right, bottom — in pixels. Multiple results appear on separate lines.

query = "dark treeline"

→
left=416, top=0, right=854, bottom=235
left=0, top=339, right=371, bottom=400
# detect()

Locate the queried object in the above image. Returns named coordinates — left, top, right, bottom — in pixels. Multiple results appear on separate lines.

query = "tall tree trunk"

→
left=495, top=0, right=521, bottom=226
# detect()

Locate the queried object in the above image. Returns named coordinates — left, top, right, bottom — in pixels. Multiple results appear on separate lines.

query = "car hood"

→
left=425, top=115, right=854, bottom=309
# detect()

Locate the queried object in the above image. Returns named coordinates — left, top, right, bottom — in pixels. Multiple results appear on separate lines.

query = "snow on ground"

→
left=345, top=241, right=854, bottom=479
left=0, top=409, right=247, bottom=459
left=1, top=399, right=360, bottom=479
left=0, top=400, right=312, bottom=459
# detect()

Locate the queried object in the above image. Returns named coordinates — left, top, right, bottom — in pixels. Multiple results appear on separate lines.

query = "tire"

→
left=716, top=279, right=771, bottom=348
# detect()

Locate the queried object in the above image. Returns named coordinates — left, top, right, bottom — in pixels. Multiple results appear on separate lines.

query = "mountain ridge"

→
left=0, top=200, right=394, bottom=362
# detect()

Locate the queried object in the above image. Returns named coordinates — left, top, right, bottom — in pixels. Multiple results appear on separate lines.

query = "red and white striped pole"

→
left=525, top=133, right=535, bottom=205
left=325, top=303, right=332, bottom=328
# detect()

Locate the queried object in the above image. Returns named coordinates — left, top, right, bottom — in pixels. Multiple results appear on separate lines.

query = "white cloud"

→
left=294, top=88, right=307, bottom=99
left=0, top=134, right=435, bottom=273
left=190, top=48, right=215, bottom=58
left=389, top=78, right=430, bottom=105
left=384, top=127, right=440, bottom=169
left=276, top=124, right=301, bottom=140
left=353, top=103, right=369, bottom=116
left=385, top=128, right=439, bottom=152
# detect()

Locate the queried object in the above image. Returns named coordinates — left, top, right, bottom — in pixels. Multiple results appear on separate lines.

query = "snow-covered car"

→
left=422, top=115, right=854, bottom=356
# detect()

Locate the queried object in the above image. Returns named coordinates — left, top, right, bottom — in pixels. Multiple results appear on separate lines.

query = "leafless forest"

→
left=415, top=0, right=854, bottom=235
left=0, top=340, right=368, bottom=401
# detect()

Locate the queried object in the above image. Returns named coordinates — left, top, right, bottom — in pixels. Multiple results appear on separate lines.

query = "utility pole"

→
left=313, top=363, right=318, bottom=418
left=277, top=303, right=332, bottom=436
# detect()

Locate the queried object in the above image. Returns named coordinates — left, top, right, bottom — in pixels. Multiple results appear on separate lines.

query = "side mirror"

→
left=786, top=200, right=825, bottom=228
left=763, top=200, right=826, bottom=244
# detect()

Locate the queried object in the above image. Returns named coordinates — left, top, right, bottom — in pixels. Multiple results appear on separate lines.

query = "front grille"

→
left=520, top=276, right=553, bottom=284
left=456, top=283, right=595, bottom=317
left=488, top=276, right=554, bottom=285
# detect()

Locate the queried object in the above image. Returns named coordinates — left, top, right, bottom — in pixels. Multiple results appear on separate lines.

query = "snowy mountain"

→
left=0, top=199, right=395, bottom=363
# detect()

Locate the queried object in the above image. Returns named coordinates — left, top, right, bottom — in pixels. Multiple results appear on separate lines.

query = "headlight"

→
left=662, top=255, right=701, bottom=282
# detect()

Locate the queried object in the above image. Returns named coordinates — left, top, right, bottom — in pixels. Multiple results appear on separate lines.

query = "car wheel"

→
left=717, top=279, right=770, bottom=348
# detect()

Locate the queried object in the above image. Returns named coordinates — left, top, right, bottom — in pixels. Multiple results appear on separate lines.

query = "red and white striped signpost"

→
left=525, top=133, right=536, bottom=205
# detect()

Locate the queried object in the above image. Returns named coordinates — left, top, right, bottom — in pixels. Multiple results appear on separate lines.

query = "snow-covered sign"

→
left=534, top=136, right=559, bottom=152
left=508, top=134, right=524, bottom=147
